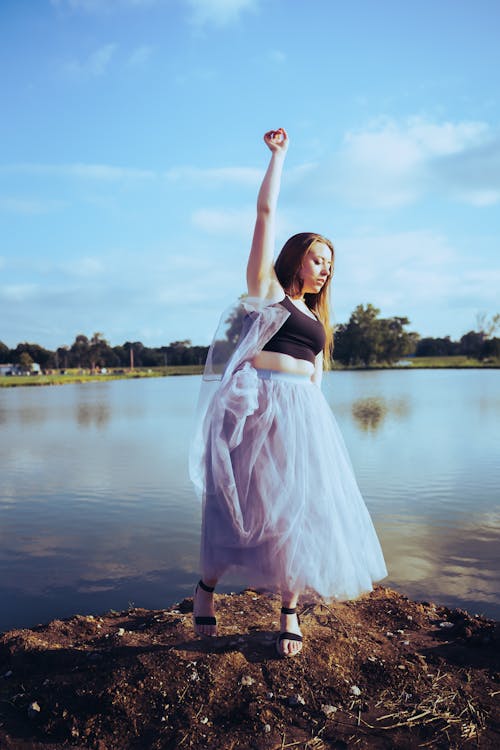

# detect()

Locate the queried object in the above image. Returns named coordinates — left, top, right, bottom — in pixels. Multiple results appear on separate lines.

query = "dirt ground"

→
left=0, top=585, right=498, bottom=749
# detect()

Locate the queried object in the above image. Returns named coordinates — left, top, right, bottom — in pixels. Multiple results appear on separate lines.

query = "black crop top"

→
left=261, top=296, right=326, bottom=365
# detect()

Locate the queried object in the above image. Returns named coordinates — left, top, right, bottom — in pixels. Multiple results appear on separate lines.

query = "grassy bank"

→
left=0, top=365, right=204, bottom=388
left=1, top=357, right=498, bottom=387
left=331, top=355, right=500, bottom=370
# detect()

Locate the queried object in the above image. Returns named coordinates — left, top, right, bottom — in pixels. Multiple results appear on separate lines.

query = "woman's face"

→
left=300, top=242, right=332, bottom=294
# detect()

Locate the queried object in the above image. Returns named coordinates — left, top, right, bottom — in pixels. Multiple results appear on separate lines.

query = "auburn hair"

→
left=274, top=232, right=335, bottom=367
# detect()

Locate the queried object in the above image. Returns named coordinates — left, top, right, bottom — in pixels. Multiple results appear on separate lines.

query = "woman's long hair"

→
left=274, top=232, right=335, bottom=366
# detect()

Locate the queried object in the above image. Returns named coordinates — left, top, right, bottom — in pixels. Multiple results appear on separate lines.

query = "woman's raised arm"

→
left=246, top=128, right=289, bottom=298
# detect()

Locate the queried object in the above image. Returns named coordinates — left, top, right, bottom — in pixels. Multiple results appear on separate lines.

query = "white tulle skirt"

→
left=200, top=362, right=388, bottom=600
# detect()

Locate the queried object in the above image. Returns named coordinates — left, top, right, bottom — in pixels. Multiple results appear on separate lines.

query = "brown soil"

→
left=0, top=586, right=498, bottom=749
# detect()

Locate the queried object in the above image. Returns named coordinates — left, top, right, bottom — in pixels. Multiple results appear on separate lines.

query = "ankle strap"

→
left=198, top=579, right=215, bottom=593
left=281, top=606, right=297, bottom=615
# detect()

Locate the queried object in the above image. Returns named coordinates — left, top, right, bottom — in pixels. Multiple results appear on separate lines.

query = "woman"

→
left=190, top=128, right=387, bottom=657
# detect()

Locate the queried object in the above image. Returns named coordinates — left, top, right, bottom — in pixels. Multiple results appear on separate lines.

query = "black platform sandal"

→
left=276, top=606, right=303, bottom=657
left=193, top=579, right=217, bottom=637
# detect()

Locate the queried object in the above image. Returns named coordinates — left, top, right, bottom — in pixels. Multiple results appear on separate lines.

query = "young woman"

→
left=190, top=128, right=387, bottom=657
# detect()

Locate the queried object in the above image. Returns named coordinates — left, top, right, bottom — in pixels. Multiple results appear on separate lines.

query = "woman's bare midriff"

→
left=250, top=350, right=315, bottom=377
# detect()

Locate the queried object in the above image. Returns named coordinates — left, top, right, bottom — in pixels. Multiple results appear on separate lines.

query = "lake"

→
left=0, top=369, right=499, bottom=633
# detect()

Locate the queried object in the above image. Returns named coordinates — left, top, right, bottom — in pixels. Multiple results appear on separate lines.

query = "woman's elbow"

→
left=256, top=202, right=272, bottom=216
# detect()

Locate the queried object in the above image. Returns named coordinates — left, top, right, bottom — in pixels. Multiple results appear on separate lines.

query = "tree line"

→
left=1, top=306, right=499, bottom=373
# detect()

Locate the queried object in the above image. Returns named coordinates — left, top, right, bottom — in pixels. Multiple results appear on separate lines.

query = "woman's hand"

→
left=264, top=128, right=289, bottom=154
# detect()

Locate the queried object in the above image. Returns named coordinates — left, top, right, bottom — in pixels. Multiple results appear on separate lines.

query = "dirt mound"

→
left=0, top=586, right=498, bottom=749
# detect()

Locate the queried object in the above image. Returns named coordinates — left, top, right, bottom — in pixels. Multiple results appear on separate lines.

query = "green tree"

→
left=334, top=304, right=417, bottom=366
left=70, top=334, right=90, bottom=368
left=89, top=332, right=111, bottom=371
left=19, top=351, right=33, bottom=373
left=0, top=341, right=11, bottom=364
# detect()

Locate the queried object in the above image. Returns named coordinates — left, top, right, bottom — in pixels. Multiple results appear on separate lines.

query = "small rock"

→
left=403, top=640, right=410, bottom=645
left=288, top=694, right=305, bottom=706
left=117, top=628, right=125, bottom=636
left=266, top=691, right=274, bottom=699
left=350, top=685, right=361, bottom=696
left=397, top=664, right=406, bottom=670
left=407, top=615, right=413, bottom=621
left=28, top=701, right=41, bottom=719
left=264, top=724, right=271, bottom=733
left=321, top=704, right=337, bottom=717
left=439, top=621, right=454, bottom=629
left=397, top=629, right=404, bottom=634
left=241, top=675, right=255, bottom=686
left=385, top=631, right=394, bottom=637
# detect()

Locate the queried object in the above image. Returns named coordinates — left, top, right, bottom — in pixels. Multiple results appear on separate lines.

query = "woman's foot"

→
left=276, top=606, right=303, bottom=657
left=193, top=579, right=217, bottom=638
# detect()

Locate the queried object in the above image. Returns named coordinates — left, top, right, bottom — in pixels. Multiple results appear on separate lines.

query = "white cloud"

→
left=65, top=43, right=117, bottom=77
left=185, top=0, right=259, bottom=28
left=335, top=116, right=489, bottom=208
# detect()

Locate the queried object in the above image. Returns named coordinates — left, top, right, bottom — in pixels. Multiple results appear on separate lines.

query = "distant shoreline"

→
left=0, top=357, right=499, bottom=388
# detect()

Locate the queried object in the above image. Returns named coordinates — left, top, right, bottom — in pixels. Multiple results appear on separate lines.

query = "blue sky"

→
left=1, top=0, right=499, bottom=350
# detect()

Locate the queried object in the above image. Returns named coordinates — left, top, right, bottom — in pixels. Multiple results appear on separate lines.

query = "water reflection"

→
left=76, top=402, right=111, bottom=429
left=381, top=511, right=500, bottom=617
left=352, top=397, right=387, bottom=431
left=351, top=395, right=411, bottom=432
left=0, top=371, right=499, bottom=632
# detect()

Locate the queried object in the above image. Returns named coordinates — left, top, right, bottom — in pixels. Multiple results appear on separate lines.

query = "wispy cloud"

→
left=184, top=0, right=259, bottom=28
left=61, top=257, right=105, bottom=278
left=191, top=207, right=255, bottom=235
left=64, top=43, right=117, bottom=77
left=0, top=196, right=66, bottom=214
left=126, top=44, right=154, bottom=67
left=166, top=165, right=261, bottom=187
left=51, top=0, right=161, bottom=12
left=432, top=136, right=500, bottom=206
left=331, top=228, right=500, bottom=336
left=0, top=163, right=155, bottom=182
left=269, top=49, right=286, bottom=64
left=0, top=284, right=39, bottom=303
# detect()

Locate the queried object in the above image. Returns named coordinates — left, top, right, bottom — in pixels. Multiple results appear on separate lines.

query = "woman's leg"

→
left=193, top=575, right=218, bottom=637
left=279, top=590, right=303, bottom=656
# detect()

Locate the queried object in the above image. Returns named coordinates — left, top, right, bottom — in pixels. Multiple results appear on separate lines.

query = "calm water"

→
left=0, top=370, right=499, bottom=633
